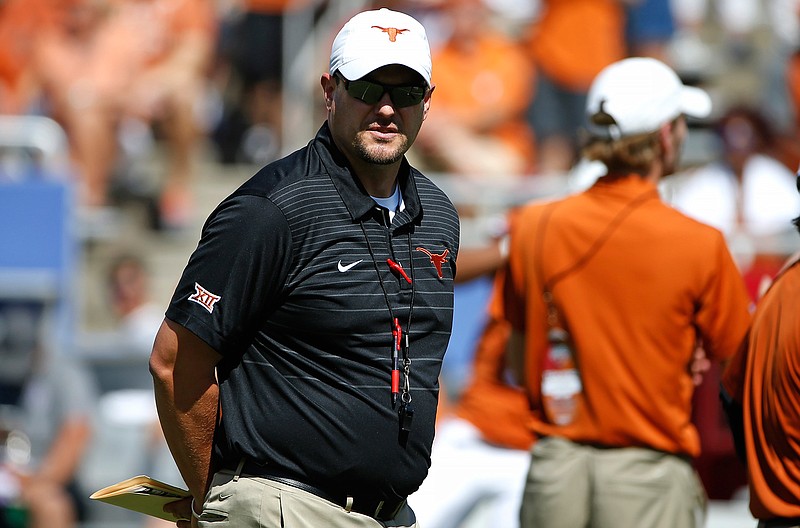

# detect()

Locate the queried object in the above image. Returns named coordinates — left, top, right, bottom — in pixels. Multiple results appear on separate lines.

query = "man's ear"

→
left=422, top=84, right=435, bottom=120
left=321, top=73, right=335, bottom=110
left=658, top=122, right=673, bottom=156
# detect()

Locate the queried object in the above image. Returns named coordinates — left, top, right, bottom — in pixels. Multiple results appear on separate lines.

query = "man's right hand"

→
left=690, top=346, right=711, bottom=386
left=163, top=496, right=196, bottom=527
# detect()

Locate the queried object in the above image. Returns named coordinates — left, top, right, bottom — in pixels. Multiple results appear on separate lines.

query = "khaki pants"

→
left=520, top=437, right=707, bottom=528
left=197, top=470, right=418, bottom=528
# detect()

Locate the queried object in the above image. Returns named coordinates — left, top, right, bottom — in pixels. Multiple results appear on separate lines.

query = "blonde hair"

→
left=581, top=131, right=661, bottom=174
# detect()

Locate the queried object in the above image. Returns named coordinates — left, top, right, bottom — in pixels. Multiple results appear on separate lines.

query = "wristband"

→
left=191, top=498, right=202, bottom=520
left=498, top=234, right=510, bottom=260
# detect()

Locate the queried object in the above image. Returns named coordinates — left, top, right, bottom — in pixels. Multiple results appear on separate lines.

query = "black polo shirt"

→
left=165, top=123, right=460, bottom=503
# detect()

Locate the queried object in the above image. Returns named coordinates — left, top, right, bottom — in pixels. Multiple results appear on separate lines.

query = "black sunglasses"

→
left=336, top=73, right=427, bottom=108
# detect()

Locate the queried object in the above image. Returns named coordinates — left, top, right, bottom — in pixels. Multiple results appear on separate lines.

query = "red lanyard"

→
left=360, top=218, right=416, bottom=432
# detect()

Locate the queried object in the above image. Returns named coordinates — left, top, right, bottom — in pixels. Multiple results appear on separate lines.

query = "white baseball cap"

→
left=330, top=8, right=432, bottom=87
left=585, top=57, right=712, bottom=139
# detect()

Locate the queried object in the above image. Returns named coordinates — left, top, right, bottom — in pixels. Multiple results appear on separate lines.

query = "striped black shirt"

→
left=165, top=123, right=460, bottom=503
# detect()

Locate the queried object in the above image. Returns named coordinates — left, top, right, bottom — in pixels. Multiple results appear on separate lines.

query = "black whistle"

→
left=399, top=402, right=414, bottom=433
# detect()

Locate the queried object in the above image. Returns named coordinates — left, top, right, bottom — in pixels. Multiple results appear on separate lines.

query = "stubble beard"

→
left=353, top=132, right=408, bottom=166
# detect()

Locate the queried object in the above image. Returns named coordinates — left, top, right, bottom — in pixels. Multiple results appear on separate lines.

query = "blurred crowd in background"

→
left=1, top=0, right=800, bottom=527
left=2, top=0, right=800, bottom=219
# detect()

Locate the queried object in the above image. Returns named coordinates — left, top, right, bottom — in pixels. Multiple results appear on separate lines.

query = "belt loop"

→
left=233, top=457, right=246, bottom=482
left=345, top=496, right=354, bottom=513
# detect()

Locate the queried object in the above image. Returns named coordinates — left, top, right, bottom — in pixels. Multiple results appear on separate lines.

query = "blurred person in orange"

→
left=0, top=0, right=57, bottom=115
left=413, top=0, right=536, bottom=179
left=721, top=172, right=800, bottom=528
left=33, top=0, right=217, bottom=229
left=411, top=192, right=714, bottom=528
left=500, top=58, right=752, bottom=528
left=522, top=0, right=626, bottom=176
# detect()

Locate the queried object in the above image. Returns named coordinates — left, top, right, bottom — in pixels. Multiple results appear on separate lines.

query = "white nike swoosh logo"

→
left=338, top=259, right=363, bottom=272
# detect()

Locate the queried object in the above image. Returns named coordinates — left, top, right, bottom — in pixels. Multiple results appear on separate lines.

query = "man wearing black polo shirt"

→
left=149, top=8, right=459, bottom=528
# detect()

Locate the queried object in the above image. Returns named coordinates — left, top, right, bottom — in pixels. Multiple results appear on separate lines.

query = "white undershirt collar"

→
left=371, top=183, right=405, bottom=223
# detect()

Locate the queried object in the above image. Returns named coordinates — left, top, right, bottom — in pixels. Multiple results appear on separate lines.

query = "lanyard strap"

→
left=535, top=188, right=659, bottom=328
left=360, top=217, right=415, bottom=405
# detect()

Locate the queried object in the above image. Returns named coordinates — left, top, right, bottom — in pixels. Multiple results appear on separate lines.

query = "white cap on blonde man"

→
left=586, top=57, right=712, bottom=139
left=330, top=8, right=432, bottom=87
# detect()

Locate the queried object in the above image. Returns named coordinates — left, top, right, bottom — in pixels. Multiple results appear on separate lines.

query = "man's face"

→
left=323, top=65, right=432, bottom=168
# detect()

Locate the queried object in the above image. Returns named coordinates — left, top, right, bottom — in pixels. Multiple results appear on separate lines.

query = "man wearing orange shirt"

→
left=721, top=174, right=800, bottom=528
left=500, top=57, right=752, bottom=528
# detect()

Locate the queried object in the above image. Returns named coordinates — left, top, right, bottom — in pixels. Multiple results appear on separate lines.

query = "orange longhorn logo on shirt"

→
left=371, top=26, right=409, bottom=42
left=416, top=247, right=449, bottom=279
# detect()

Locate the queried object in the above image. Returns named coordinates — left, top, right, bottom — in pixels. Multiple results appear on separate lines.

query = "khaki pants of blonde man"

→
left=196, top=470, right=418, bottom=528
left=520, top=437, right=707, bottom=528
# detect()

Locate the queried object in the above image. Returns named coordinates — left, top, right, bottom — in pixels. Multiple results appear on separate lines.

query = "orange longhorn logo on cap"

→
left=371, top=26, right=409, bottom=42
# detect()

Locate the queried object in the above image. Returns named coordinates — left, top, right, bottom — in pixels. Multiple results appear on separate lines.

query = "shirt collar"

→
left=588, top=173, right=662, bottom=201
left=312, top=122, right=422, bottom=224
